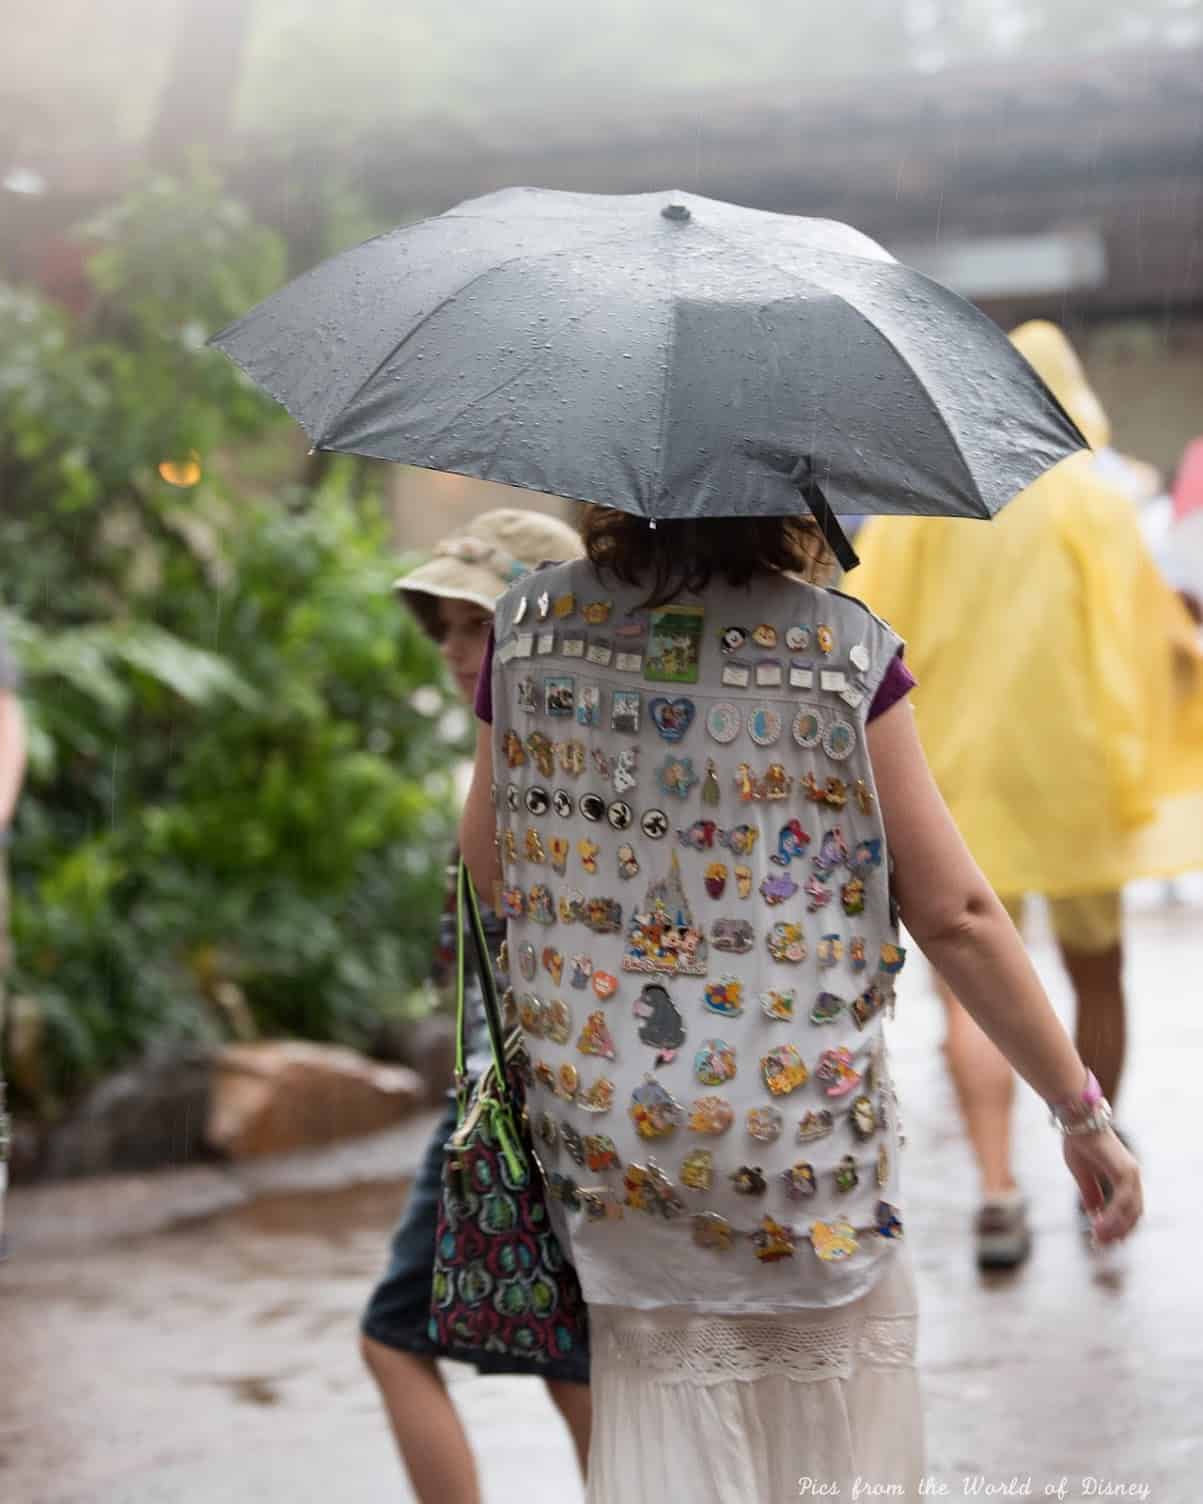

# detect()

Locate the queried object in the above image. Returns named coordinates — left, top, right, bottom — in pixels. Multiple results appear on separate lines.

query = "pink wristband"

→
left=1051, top=1068, right=1103, bottom=1116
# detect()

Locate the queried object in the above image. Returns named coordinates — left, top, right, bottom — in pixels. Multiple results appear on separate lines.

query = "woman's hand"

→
left=1063, top=1128, right=1143, bottom=1245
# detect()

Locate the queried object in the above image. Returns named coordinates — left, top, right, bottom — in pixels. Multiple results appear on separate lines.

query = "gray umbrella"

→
left=211, top=186, right=1085, bottom=568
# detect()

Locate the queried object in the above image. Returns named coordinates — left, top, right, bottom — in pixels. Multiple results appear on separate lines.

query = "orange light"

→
left=158, top=451, right=202, bottom=487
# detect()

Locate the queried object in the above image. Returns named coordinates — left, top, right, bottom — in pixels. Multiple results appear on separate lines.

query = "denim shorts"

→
left=360, top=1094, right=590, bottom=1382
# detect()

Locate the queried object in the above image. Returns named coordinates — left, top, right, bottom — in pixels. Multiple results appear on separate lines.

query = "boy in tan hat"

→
left=359, top=507, right=590, bottom=1503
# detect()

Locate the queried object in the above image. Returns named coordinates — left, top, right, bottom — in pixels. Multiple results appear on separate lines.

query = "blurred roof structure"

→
left=4, top=39, right=1201, bottom=322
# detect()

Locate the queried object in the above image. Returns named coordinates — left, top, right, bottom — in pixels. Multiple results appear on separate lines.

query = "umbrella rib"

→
left=312, top=258, right=532, bottom=448
left=649, top=227, right=678, bottom=521
left=315, top=230, right=645, bottom=454
left=691, top=222, right=981, bottom=512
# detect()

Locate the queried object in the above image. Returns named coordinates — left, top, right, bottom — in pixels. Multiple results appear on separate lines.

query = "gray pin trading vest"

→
left=490, top=558, right=907, bottom=1313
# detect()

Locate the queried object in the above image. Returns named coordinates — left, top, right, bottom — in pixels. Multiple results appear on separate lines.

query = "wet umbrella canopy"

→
left=211, top=187, right=1086, bottom=567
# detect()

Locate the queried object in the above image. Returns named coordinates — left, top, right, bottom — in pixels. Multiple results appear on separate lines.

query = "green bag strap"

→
left=454, top=858, right=515, bottom=1118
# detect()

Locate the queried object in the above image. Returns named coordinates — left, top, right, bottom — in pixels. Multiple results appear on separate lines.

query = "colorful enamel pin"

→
left=695, top=1038, right=737, bottom=1085
left=760, top=988, right=796, bottom=1021
left=628, top=1077, right=685, bottom=1140
left=766, top=921, right=806, bottom=963
left=688, top=1096, right=735, bottom=1135
left=811, top=1219, right=858, bottom=1262
left=577, top=1077, right=616, bottom=1114
left=762, top=1044, right=808, bottom=1096
left=746, top=1105, right=783, bottom=1142
left=797, top=1109, right=835, bottom=1142
left=577, top=1009, right=616, bottom=1060
left=783, top=1162, right=817, bottom=1199
left=703, top=977, right=743, bottom=1017
left=769, top=819, right=811, bottom=867
left=816, top=1046, right=862, bottom=1098
left=633, top=982, right=686, bottom=1065
left=754, top=1216, right=796, bottom=1262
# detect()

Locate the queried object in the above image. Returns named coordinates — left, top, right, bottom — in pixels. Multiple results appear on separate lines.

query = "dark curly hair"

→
left=581, top=506, right=834, bottom=609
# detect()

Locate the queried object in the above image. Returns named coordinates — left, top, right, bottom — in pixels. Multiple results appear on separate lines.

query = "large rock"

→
left=43, top=1045, right=215, bottom=1179
left=207, top=1041, right=423, bottom=1160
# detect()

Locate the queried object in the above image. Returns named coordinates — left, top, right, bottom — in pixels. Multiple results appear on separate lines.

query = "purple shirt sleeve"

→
left=474, top=627, right=495, bottom=723
left=866, top=649, right=916, bottom=722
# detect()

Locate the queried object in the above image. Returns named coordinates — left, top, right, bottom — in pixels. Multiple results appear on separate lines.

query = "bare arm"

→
left=459, top=720, right=502, bottom=902
left=869, top=698, right=1141, bottom=1242
left=0, top=692, right=27, bottom=827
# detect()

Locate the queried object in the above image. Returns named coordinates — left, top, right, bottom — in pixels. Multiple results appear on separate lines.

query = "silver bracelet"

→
left=1048, top=1098, right=1113, bottom=1136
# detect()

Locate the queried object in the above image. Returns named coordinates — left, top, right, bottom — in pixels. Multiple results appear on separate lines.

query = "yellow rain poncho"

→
left=852, top=321, right=1203, bottom=897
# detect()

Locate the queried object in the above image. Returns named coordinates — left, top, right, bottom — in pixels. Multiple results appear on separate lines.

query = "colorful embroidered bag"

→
left=428, top=861, right=587, bottom=1362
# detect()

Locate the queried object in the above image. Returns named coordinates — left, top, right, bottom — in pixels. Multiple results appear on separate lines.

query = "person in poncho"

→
left=850, top=320, right=1203, bottom=1269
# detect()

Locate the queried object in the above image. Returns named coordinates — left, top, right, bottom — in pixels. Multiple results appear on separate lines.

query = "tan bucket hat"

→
left=395, top=507, right=583, bottom=614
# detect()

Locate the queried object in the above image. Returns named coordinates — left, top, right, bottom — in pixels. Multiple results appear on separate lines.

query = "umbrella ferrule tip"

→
left=661, top=203, right=691, bottom=223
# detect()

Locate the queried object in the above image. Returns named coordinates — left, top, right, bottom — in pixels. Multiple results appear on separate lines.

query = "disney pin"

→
left=816, top=933, right=843, bottom=968
left=704, top=861, right=728, bottom=899
left=525, top=787, right=551, bottom=817
left=760, top=988, right=796, bottom=1021
left=811, top=1219, right=858, bottom=1262
left=536, top=590, right=551, bottom=622
left=629, top=1077, right=685, bottom=1139
left=610, top=690, right=641, bottom=735
left=549, top=836, right=570, bottom=874
left=701, top=759, right=721, bottom=806
left=823, top=719, right=856, bottom=761
left=583, top=600, right=612, bottom=625
left=816, top=1046, right=862, bottom=1098
left=586, top=636, right=613, bottom=667
left=766, top=921, right=806, bottom=963
left=517, top=677, right=538, bottom=713
left=583, top=896, right=622, bottom=933
left=687, top=1096, right=734, bottom=1135
left=783, top=1162, right=817, bottom=1200
left=762, top=1044, right=808, bottom=1095
left=518, top=941, right=538, bottom=981
left=616, top=843, right=640, bottom=881
left=607, top=800, right=633, bottom=831
left=633, top=982, right=686, bottom=1065
left=558, top=889, right=585, bottom=924
left=523, top=831, right=545, bottom=866
left=584, top=1133, right=620, bottom=1172
left=513, top=595, right=529, bottom=627
left=694, top=1038, right=737, bottom=1085
left=804, top=876, right=833, bottom=912
left=797, top=1109, right=835, bottom=1143
left=577, top=1009, right=616, bottom=1060
left=693, top=1212, right=734, bottom=1251
left=875, top=1200, right=903, bottom=1239
left=640, top=808, right=669, bottom=840
left=747, top=706, right=783, bottom=745
left=569, top=954, right=593, bottom=989
left=703, top=976, right=743, bottom=1017
left=876, top=1143, right=890, bottom=1187
left=576, top=686, right=601, bottom=727
left=649, top=695, right=695, bottom=742
left=730, top=1165, right=767, bottom=1196
left=833, top=1155, right=859, bottom=1193
left=849, top=936, right=867, bottom=972
left=746, top=1105, right=783, bottom=1143
left=557, top=740, right=585, bottom=777
left=850, top=1095, right=879, bottom=1140
left=542, top=946, right=564, bottom=985
left=656, top=755, right=699, bottom=799
left=577, top=837, right=600, bottom=873
left=579, top=793, right=605, bottom=823
left=841, top=877, right=866, bottom=916
left=770, top=819, right=810, bottom=867
left=612, top=747, right=638, bottom=794
left=816, top=625, right=835, bottom=656
left=754, top=1216, right=797, bottom=1263
left=813, top=828, right=849, bottom=875
left=735, top=863, right=752, bottom=899
left=785, top=625, right=811, bottom=651
left=577, top=1077, right=616, bottom=1114
left=680, top=1147, right=714, bottom=1192
left=705, top=701, right=741, bottom=744
left=625, top=1163, right=682, bottom=1218
left=544, top=997, right=571, bottom=1045
left=810, top=991, right=846, bottom=1025
left=760, top=871, right=799, bottom=907
left=552, top=789, right=574, bottom=819
left=879, top=943, right=907, bottom=975
left=719, top=626, right=749, bottom=655
left=710, top=917, right=754, bottom=954
left=792, top=708, right=822, bottom=748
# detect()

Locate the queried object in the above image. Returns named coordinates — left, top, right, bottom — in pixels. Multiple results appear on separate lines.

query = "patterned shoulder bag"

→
left=428, top=860, right=587, bottom=1362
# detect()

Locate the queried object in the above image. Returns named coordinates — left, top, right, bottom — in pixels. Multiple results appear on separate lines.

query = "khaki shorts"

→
left=1000, top=891, right=1122, bottom=955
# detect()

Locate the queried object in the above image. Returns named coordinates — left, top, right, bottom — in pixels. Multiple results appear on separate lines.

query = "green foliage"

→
left=1, top=173, right=461, bottom=1111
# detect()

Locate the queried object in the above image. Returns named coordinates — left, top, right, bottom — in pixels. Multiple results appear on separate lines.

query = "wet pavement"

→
left=2, top=894, right=1201, bottom=1503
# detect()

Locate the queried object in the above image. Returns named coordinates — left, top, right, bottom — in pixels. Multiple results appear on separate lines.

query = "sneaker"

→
left=975, top=1191, right=1032, bottom=1270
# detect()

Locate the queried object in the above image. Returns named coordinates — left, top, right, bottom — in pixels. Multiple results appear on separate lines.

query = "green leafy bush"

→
left=1, top=173, right=461, bottom=1111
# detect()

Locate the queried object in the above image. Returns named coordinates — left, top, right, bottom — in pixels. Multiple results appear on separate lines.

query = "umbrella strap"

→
left=793, top=474, right=860, bottom=573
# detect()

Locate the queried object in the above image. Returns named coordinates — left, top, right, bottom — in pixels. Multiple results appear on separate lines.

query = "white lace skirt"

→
left=585, top=1244, right=923, bottom=1504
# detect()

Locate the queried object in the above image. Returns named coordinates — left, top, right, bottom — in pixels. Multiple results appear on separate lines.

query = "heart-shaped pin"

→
left=649, top=697, right=695, bottom=742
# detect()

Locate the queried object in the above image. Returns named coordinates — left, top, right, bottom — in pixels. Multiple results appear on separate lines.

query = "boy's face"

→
left=436, top=596, right=493, bottom=703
